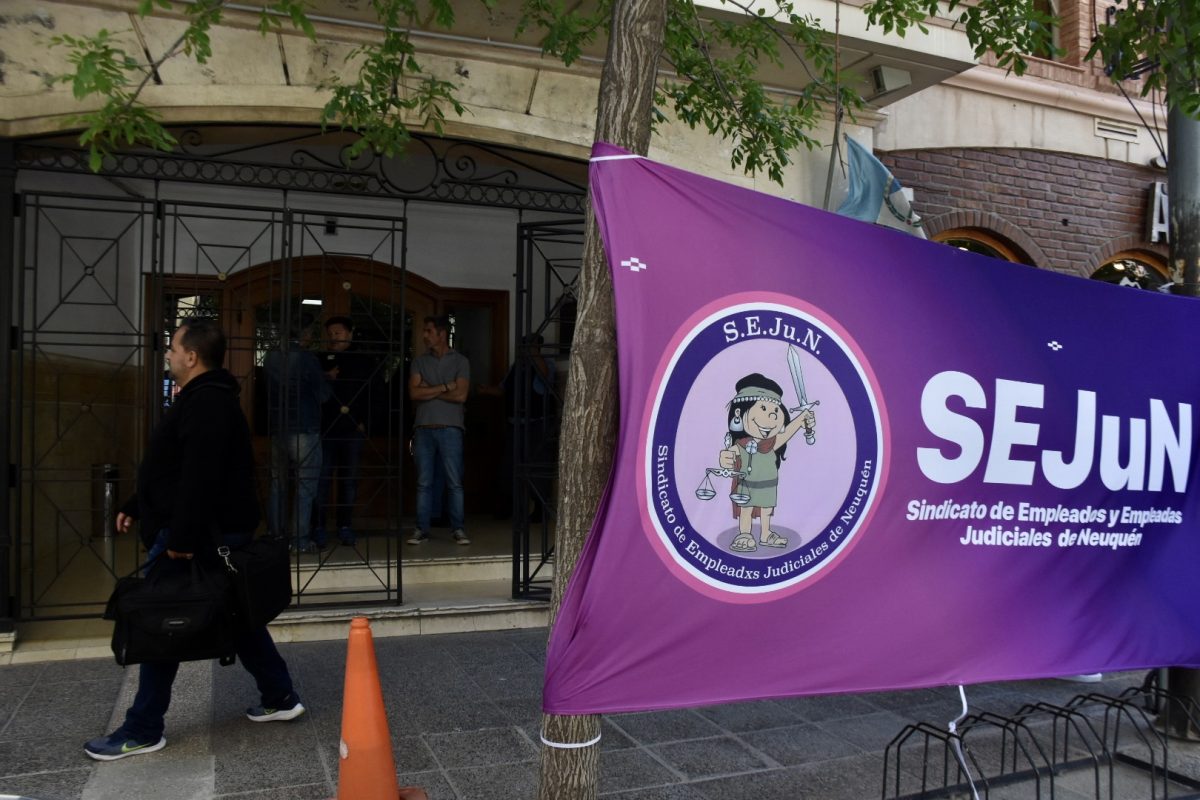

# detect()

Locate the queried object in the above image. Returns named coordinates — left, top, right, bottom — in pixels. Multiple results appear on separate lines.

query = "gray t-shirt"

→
left=412, top=349, right=470, bottom=429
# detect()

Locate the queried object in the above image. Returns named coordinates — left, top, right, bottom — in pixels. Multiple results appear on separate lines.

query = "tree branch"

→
left=684, top=2, right=741, bottom=112
left=718, top=0, right=825, bottom=88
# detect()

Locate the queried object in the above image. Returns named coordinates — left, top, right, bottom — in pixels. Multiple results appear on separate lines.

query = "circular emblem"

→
left=640, top=295, right=885, bottom=601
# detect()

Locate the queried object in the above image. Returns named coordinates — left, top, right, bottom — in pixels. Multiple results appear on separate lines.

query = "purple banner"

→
left=542, top=143, right=1200, bottom=716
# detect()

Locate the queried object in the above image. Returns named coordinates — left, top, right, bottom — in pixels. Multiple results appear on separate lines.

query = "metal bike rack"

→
left=882, top=684, right=1200, bottom=799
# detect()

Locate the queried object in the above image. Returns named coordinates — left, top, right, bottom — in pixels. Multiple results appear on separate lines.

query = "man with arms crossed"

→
left=408, top=314, right=471, bottom=545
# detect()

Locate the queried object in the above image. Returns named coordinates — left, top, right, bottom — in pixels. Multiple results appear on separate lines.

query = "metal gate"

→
left=512, top=218, right=584, bottom=599
left=14, top=191, right=409, bottom=619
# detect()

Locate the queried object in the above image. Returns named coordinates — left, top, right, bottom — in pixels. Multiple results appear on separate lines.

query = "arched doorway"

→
left=8, top=131, right=579, bottom=619
left=157, top=254, right=508, bottom=526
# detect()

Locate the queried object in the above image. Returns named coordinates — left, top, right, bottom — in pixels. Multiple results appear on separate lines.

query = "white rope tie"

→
left=947, top=684, right=981, bottom=800
left=540, top=730, right=603, bottom=749
left=590, top=154, right=644, bottom=162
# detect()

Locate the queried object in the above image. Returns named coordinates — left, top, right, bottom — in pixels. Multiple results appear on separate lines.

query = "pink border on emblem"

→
left=635, top=291, right=892, bottom=604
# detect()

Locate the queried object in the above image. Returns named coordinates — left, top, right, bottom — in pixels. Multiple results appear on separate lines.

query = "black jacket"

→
left=121, top=369, right=260, bottom=553
left=319, top=342, right=377, bottom=436
left=263, top=345, right=331, bottom=435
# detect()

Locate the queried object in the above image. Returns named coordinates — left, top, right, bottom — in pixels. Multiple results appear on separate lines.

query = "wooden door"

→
left=217, top=257, right=507, bottom=526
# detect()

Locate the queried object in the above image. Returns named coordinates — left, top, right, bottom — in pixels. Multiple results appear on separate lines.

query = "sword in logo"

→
left=787, top=345, right=819, bottom=445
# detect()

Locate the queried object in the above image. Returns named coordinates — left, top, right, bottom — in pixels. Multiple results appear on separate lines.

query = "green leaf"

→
left=47, top=0, right=1200, bottom=184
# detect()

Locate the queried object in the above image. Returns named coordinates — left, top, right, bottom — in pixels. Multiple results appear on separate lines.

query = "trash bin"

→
left=92, top=463, right=120, bottom=568
left=91, top=463, right=120, bottom=540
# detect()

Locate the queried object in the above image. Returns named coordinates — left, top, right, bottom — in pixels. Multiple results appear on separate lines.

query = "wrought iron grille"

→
left=512, top=218, right=584, bottom=599
left=15, top=192, right=154, bottom=619
left=13, top=190, right=410, bottom=619
left=15, top=128, right=587, bottom=213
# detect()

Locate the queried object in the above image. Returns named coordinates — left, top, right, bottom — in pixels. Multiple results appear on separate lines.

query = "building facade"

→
left=875, top=0, right=1171, bottom=289
left=8, top=0, right=1172, bottom=633
left=0, top=0, right=978, bottom=628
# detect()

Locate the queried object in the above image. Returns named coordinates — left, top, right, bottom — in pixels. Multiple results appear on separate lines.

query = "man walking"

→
left=408, top=314, right=470, bottom=545
left=85, top=318, right=304, bottom=761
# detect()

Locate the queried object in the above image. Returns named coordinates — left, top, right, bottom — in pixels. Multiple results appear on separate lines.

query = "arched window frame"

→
left=933, top=227, right=1026, bottom=263
left=1091, top=250, right=1170, bottom=290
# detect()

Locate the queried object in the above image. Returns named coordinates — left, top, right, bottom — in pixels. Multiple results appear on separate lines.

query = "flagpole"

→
left=822, top=112, right=843, bottom=211
left=822, top=0, right=842, bottom=210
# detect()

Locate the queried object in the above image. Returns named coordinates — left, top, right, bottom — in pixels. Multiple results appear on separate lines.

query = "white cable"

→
left=540, top=731, right=602, bottom=749
left=590, top=155, right=644, bottom=162
left=948, top=684, right=981, bottom=800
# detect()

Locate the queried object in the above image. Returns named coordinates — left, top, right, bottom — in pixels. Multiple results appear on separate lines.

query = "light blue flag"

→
left=836, top=137, right=925, bottom=238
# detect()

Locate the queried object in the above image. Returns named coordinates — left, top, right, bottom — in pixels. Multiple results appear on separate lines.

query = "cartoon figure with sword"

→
left=716, top=346, right=819, bottom=553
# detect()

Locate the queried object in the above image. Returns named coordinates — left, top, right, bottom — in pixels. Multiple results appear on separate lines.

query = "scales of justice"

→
left=695, top=345, right=819, bottom=505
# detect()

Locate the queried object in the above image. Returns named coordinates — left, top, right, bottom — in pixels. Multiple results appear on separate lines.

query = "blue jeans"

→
left=120, top=530, right=297, bottom=741
left=414, top=426, right=464, bottom=532
left=430, top=459, right=445, bottom=519
left=316, top=430, right=365, bottom=531
left=268, top=432, right=321, bottom=548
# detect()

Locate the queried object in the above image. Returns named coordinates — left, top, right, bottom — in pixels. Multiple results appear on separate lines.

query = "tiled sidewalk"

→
left=0, top=628, right=1195, bottom=799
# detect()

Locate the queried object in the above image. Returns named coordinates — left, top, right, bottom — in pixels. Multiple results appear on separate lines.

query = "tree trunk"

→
left=536, top=0, right=667, bottom=797
left=1170, top=103, right=1200, bottom=297
left=1160, top=84, right=1200, bottom=739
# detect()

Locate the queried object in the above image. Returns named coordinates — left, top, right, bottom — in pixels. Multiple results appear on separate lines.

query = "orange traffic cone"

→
left=334, top=617, right=428, bottom=800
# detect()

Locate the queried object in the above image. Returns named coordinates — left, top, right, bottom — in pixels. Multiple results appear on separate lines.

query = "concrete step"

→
left=271, top=578, right=550, bottom=644
left=3, top=575, right=550, bottom=665
left=294, top=552, right=520, bottom=591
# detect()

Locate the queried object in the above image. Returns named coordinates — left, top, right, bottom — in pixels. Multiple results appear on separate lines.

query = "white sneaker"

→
left=245, top=700, right=306, bottom=722
left=452, top=529, right=470, bottom=545
left=1057, top=673, right=1103, bottom=683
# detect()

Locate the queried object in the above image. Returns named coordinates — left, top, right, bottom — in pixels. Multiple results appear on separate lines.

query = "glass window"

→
left=934, top=228, right=1026, bottom=263
left=941, top=237, right=1010, bottom=261
left=162, top=292, right=220, bottom=408
left=1090, top=254, right=1169, bottom=291
left=253, top=298, right=323, bottom=367
left=1031, top=0, right=1060, bottom=61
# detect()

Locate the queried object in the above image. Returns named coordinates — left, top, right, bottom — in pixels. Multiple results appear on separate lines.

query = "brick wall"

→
left=879, top=147, right=1168, bottom=278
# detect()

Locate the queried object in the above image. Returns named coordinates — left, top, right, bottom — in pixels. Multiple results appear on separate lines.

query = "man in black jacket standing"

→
left=314, top=315, right=375, bottom=547
left=85, top=318, right=304, bottom=761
